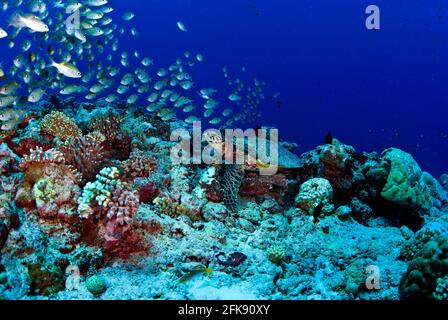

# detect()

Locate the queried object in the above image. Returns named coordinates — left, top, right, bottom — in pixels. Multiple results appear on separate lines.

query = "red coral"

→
left=138, top=182, right=159, bottom=204
left=14, top=138, right=50, bottom=157
left=239, top=173, right=287, bottom=201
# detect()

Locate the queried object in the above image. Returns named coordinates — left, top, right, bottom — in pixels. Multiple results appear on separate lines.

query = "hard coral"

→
left=13, top=138, right=50, bottom=158
left=122, top=150, right=157, bottom=179
left=381, top=148, right=433, bottom=211
left=41, top=111, right=81, bottom=141
left=60, top=135, right=107, bottom=181
left=295, top=177, right=334, bottom=214
left=78, top=167, right=139, bottom=242
left=89, top=112, right=122, bottom=142
left=399, top=230, right=448, bottom=299
left=16, top=147, right=81, bottom=221
left=153, top=194, right=202, bottom=221
left=86, top=275, right=107, bottom=297
left=434, top=276, right=448, bottom=300
left=89, top=112, right=131, bottom=160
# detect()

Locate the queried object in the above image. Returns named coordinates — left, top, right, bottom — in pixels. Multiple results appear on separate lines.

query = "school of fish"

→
left=0, top=0, right=273, bottom=131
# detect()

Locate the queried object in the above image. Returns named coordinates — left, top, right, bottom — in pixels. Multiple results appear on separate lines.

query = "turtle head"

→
left=204, top=130, right=223, bottom=146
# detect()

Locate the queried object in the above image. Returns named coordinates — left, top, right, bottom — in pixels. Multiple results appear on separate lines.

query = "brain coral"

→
left=41, top=111, right=81, bottom=141
left=380, top=148, right=433, bottom=211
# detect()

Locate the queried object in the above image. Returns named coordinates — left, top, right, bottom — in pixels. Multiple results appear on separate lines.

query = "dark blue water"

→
left=2, top=0, right=447, bottom=176
left=117, top=0, right=448, bottom=176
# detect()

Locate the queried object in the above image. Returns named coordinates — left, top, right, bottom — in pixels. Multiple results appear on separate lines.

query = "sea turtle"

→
left=203, top=129, right=300, bottom=172
left=203, top=130, right=300, bottom=211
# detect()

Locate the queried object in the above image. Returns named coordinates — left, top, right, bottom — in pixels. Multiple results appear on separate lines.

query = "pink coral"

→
left=122, top=150, right=157, bottom=179
left=104, top=184, right=139, bottom=242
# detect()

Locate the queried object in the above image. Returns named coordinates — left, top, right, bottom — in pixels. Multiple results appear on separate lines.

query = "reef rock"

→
left=380, top=148, right=434, bottom=211
left=295, top=178, right=333, bottom=214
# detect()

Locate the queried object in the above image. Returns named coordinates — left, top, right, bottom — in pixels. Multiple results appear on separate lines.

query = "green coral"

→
left=27, top=263, right=65, bottom=296
left=33, top=179, right=56, bottom=207
left=77, top=167, right=122, bottom=218
left=399, top=229, right=438, bottom=261
left=380, top=148, right=433, bottom=211
left=434, top=276, right=448, bottom=300
left=86, top=275, right=107, bottom=297
left=399, top=231, right=448, bottom=299
left=267, top=245, right=286, bottom=264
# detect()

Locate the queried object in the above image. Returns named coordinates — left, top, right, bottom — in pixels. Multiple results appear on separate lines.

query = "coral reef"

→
left=0, top=98, right=447, bottom=301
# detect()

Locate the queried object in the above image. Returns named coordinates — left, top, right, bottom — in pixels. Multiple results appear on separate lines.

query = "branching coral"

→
left=77, top=167, right=123, bottom=218
left=221, top=165, right=245, bottom=212
left=78, top=167, right=139, bottom=241
left=89, top=112, right=122, bottom=142
left=41, top=111, right=81, bottom=141
left=153, top=195, right=201, bottom=221
left=60, top=135, right=107, bottom=181
left=267, top=245, right=286, bottom=264
left=88, top=112, right=130, bottom=160
left=122, top=150, right=157, bottom=179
